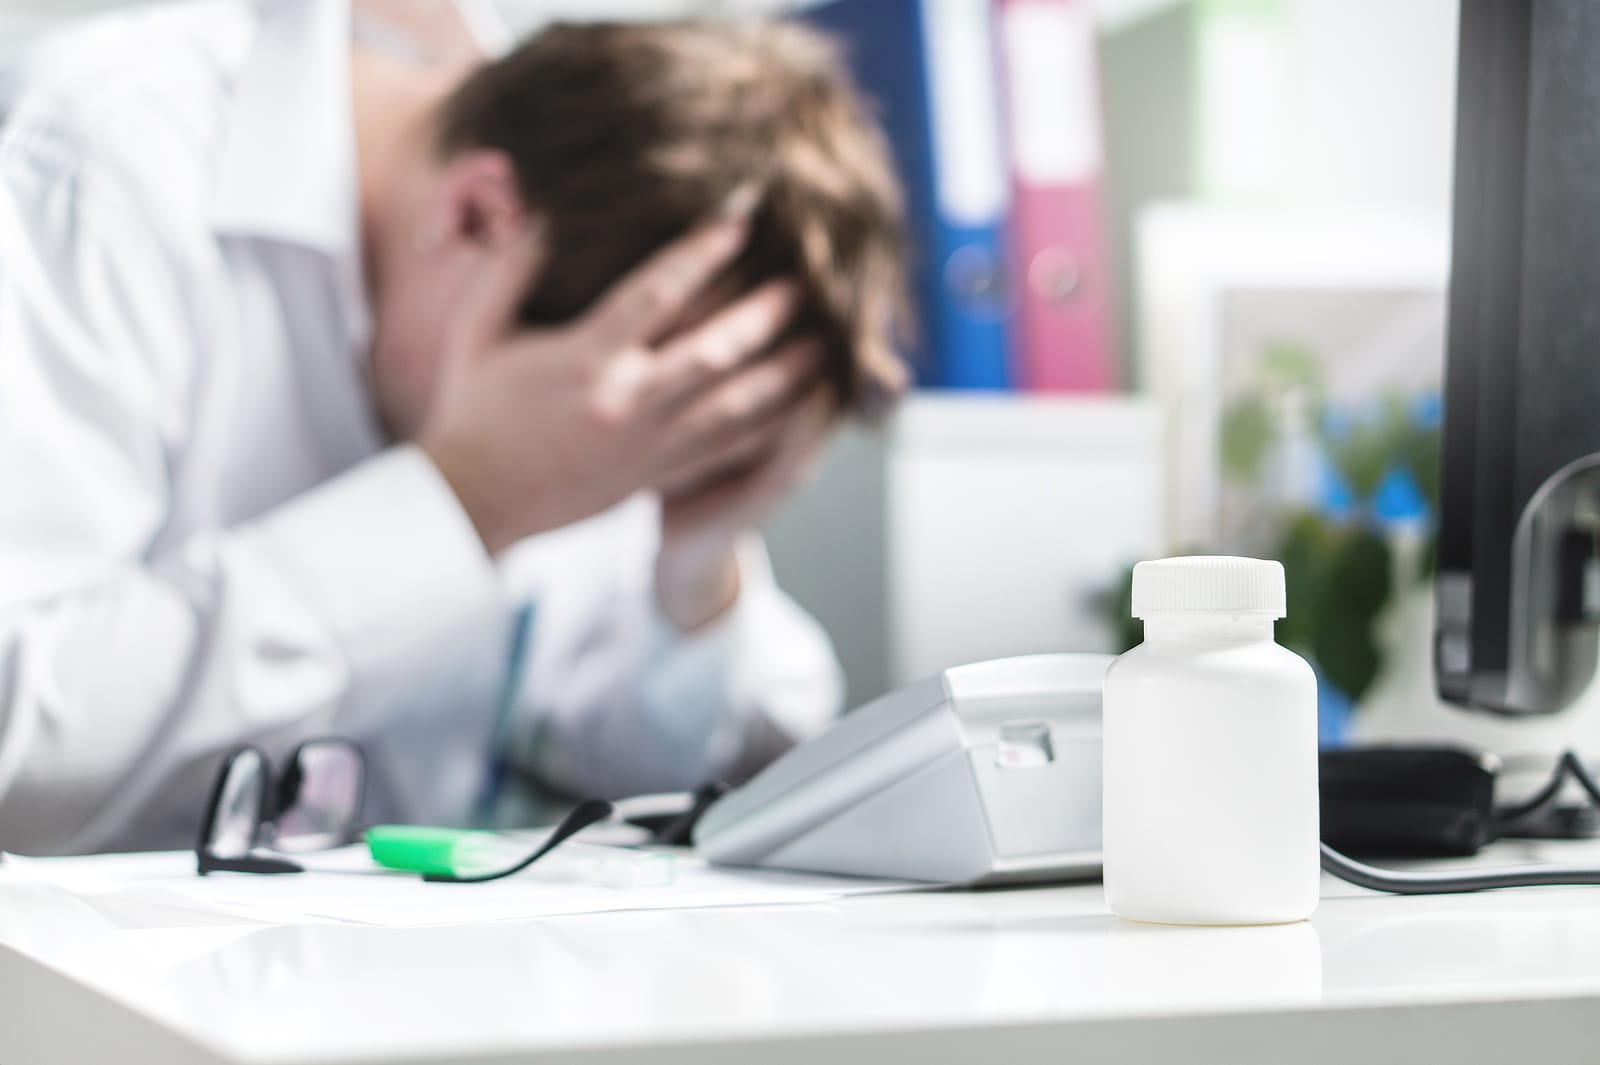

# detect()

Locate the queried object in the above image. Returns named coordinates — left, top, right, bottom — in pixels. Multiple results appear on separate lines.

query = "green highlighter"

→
left=365, top=798, right=616, bottom=883
left=365, top=819, right=677, bottom=887
left=366, top=825, right=526, bottom=879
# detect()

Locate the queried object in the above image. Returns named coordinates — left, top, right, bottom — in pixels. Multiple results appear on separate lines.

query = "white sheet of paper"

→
left=0, top=842, right=926, bottom=928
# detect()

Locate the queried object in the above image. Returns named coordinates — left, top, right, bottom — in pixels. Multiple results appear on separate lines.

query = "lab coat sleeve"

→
left=513, top=526, right=846, bottom=800
left=0, top=148, right=503, bottom=854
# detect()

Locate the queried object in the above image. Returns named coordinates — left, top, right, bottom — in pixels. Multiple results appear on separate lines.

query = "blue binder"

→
left=806, top=0, right=1013, bottom=390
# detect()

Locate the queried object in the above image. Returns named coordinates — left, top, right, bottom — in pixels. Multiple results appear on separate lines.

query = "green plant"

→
left=1111, top=340, right=1440, bottom=707
left=1273, top=511, right=1392, bottom=702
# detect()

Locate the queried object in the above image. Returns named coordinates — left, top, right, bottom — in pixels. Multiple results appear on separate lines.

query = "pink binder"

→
left=996, top=0, right=1117, bottom=392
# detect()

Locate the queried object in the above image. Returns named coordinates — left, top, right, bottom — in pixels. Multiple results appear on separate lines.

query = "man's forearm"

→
left=517, top=533, right=842, bottom=802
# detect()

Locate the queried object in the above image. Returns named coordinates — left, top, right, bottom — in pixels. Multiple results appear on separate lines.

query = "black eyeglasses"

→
left=196, top=738, right=366, bottom=875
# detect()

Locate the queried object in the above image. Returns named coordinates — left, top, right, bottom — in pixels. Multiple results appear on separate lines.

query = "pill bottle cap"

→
left=1130, top=556, right=1287, bottom=619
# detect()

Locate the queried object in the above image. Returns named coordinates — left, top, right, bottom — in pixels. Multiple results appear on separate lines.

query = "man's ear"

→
left=436, top=148, right=526, bottom=249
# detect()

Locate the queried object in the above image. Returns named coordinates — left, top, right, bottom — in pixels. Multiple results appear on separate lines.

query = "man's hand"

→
left=417, top=216, right=822, bottom=557
left=654, top=388, right=834, bottom=631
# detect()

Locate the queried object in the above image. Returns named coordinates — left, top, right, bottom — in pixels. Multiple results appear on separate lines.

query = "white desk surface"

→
left=6, top=841, right=1600, bottom=1065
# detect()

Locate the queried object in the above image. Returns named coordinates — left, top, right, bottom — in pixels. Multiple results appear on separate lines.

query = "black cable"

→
left=1562, top=751, right=1600, bottom=806
left=1321, top=841, right=1600, bottom=894
left=1492, top=753, right=1573, bottom=836
left=423, top=799, right=615, bottom=884
left=1322, top=750, right=1600, bottom=895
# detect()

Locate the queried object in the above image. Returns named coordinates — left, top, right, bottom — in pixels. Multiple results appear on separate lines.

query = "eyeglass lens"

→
left=272, top=740, right=363, bottom=853
left=207, top=748, right=267, bottom=860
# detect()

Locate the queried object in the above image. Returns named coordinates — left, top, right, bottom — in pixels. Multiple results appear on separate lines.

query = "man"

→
left=0, top=0, right=907, bottom=854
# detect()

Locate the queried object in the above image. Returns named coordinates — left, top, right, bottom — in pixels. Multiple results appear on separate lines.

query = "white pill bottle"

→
left=1103, top=556, right=1321, bottom=925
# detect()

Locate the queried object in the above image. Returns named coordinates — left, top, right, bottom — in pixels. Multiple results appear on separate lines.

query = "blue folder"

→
left=806, top=0, right=1013, bottom=390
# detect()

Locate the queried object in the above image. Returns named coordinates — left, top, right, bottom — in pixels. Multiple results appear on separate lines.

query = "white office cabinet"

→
left=886, top=394, right=1163, bottom=687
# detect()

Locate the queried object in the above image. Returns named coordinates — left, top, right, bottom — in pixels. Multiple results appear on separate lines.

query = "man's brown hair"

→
left=436, top=19, right=909, bottom=414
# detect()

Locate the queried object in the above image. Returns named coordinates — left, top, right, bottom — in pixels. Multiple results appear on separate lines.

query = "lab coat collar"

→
left=210, top=0, right=360, bottom=261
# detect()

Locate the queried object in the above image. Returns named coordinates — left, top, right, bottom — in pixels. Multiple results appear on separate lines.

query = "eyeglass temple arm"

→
left=198, top=852, right=303, bottom=876
left=423, top=798, right=615, bottom=884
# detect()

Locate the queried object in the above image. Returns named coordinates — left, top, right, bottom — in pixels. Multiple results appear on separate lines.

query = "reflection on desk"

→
left=7, top=840, right=1600, bottom=1064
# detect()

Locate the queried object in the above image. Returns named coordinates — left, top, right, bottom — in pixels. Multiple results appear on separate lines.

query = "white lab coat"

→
left=0, top=0, right=843, bottom=856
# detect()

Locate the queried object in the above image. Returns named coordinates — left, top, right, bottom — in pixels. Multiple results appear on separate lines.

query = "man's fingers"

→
left=643, top=278, right=802, bottom=411
left=659, top=387, right=834, bottom=532
left=733, top=385, right=834, bottom=503
left=656, top=415, right=785, bottom=499
left=578, top=217, right=751, bottom=351
left=769, top=385, right=834, bottom=484
left=448, top=224, right=546, bottom=357
left=657, top=367, right=830, bottom=502
left=661, top=336, right=825, bottom=455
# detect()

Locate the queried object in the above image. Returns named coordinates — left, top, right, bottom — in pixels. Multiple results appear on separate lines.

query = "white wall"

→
left=1286, top=0, right=1458, bottom=218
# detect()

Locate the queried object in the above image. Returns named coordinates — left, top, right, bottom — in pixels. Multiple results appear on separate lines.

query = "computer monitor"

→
left=1436, top=0, right=1600, bottom=716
